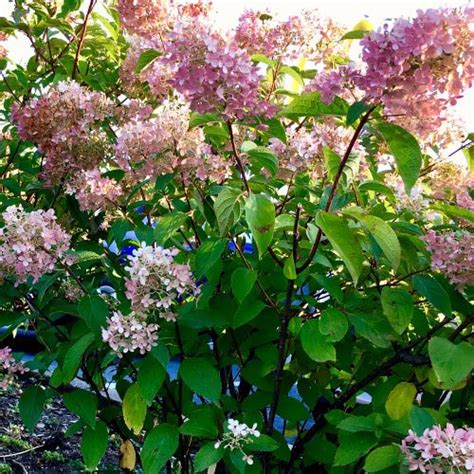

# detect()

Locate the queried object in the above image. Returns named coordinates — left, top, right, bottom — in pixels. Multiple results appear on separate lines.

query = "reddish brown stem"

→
left=71, top=0, right=96, bottom=79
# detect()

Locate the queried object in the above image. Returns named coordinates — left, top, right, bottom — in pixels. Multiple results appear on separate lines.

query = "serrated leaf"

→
left=315, top=212, right=364, bottom=284
left=135, top=49, right=161, bottom=73
left=376, top=123, right=422, bottom=193
left=245, top=193, right=275, bottom=258
left=214, top=187, right=244, bottom=236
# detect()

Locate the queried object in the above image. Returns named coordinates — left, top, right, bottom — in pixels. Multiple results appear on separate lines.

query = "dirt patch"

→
left=0, top=375, right=120, bottom=473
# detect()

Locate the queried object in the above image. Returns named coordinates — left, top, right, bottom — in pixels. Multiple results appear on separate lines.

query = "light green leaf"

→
left=245, top=193, right=275, bottom=258
left=283, top=256, right=296, bottom=280
left=315, top=212, right=364, bottom=284
left=364, top=445, right=401, bottom=472
left=381, top=287, right=414, bottom=334
left=300, top=319, right=336, bottom=362
left=135, top=49, right=161, bottom=73
left=279, top=92, right=348, bottom=119
left=376, top=123, right=422, bottom=193
left=428, top=337, right=474, bottom=388
left=214, top=187, right=244, bottom=236
left=385, top=382, right=417, bottom=420
left=123, top=383, right=147, bottom=435
left=319, top=308, right=348, bottom=342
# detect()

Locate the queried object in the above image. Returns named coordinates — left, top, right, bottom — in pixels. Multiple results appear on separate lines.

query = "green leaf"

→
left=231, top=267, right=257, bottom=303
left=179, top=407, right=218, bottom=437
left=137, top=355, right=166, bottom=404
left=300, top=319, right=336, bottom=362
left=81, top=421, right=108, bottom=471
left=123, top=383, right=147, bottom=435
left=276, top=396, right=310, bottom=422
left=141, top=424, right=179, bottom=474
left=381, top=287, right=414, bottom=334
left=154, top=212, right=187, bottom=244
left=337, top=416, right=376, bottom=433
left=323, top=147, right=341, bottom=181
left=19, top=386, right=47, bottom=432
left=346, top=101, right=370, bottom=125
left=63, top=389, right=97, bottom=428
left=412, top=276, right=452, bottom=316
left=247, top=146, right=279, bottom=176
left=247, top=434, right=280, bottom=452
left=283, top=257, right=296, bottom=280
left=233, top=300, right=266, bottom=328
left=63, top=333, right=95, bottom=384
left=180, top=358, right=221, bottom=401
left=195, top=443, right=224, bottom=472
left=245, top=193, right=275, bottom=258
left=334, top=432, right=377, bottom=466
left=364, top=445, right=401, bottom=472
left=315, top=212, right=364, bottom=284
left=319, top=308, right=348, bottom=342
left=385, top=382, right=417, bottom=420
left=410, top=406, right=435, bottom=436
left=428, top=337, right=474, bottom=388
left=375, top=123, right=422, bottom=193
left=356, top=214, right=401, bottom=270
left=431, top=203, right=474, bottom=224
left=279, top=92, right=348, bottom=119
left=341, top=30, right=371, bottom=40
left=195, top=239, right=227, bottom=278
left=78, top=295, right=108, bottom=336
left=189, top=112, right=219, bottom=128
left=214, top=187, right=244, bottom=236
left=135, top=49, right=161, bottom=73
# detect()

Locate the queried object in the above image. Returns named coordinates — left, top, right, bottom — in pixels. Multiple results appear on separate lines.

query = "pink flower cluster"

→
left=430, top=163, right=474, bottom=211
left=124, top=243, right=198, bottom=320
left=102, top=311, right=159, bottom=356
left=269, top=118, right=364, bottom=179
left=66, top=168, right=122, bottom=212
left=115, top=100, right=230, bottom=182
left=235, top=9, right=346, bottom=64
left=401, top=423, right=474, bottom=473
left=306, top=69, right=355, bottom=105
left=117, top=0, right=172, bottom=39
left=0, top=347, right=28, bottom=389
left=422, top=230, right=474, bottom=290
left=11, top=81, right=113, bottom=184
left=354, top=7, right=474, bottom=134
left=0, top=205, right=72, bottom=284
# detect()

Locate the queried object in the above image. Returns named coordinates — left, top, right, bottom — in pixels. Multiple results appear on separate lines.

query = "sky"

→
left=3, top=0, right=473, bottom=133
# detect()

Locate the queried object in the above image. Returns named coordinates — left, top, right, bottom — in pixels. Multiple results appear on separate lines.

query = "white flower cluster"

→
left=214, top=419, right=261, bottom=465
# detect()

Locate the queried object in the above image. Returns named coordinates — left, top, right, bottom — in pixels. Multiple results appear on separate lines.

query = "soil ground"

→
left=0, top=375, right=120, bottom=473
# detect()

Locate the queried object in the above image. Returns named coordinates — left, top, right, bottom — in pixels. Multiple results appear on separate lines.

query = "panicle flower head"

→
left=66, top=168, right=123, bottom=212
left=429, top=162, right=474, bottom=211
left=0, top=346, right=28, bottom=389
left=124, top=243, right=198, bottom=319
left=269, top=118, right=364, bottom=179
left=0, top=205, right=72, bottom=284
left=115, top=100, right=230, bottom=182
left=214, top=419, right=260, bottom=465
left=102, top=311, right=159, bottom=356
left=353, top=7, right=474, bottom=134
left=11, top=81, right=113, bottom=184
left=117, top=0, right=173, bottom=38
left=422, top=230, right=474, bottom=290
left=401, top=423, right=474, bottom=473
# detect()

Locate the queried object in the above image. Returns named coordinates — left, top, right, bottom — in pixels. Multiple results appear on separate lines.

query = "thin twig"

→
left=71, top=0, right=96, bottom=79
left=227, top=121, right=250, bottom=194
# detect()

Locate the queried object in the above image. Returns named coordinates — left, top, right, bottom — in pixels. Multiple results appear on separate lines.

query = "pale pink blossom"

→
left=0, top=205, right=72, bottom=284
left=102, top=311, right=159, bottom=356
left=0, top=347, right=28, bottom=388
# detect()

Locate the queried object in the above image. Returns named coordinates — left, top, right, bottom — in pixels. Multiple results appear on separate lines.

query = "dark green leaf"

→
left=19, top=386, right=47, bottom=432
left=81, top=421, right=108, bottom=471
left=63, top=389, right=97, bottom=428
left=381, top=287, right=414, bottom=334
left=141, top=424, right=179, bottom=474
left=245, top=193, right=275, bottom=258
left=180, top=358, right=221, bottom=401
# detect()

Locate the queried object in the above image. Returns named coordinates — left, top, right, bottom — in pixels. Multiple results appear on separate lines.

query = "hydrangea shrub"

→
left=0, top=1, right=473, bottom=472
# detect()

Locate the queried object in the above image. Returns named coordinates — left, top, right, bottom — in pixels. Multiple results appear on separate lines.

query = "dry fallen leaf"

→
left=120, top=440, right=136, bottom=471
